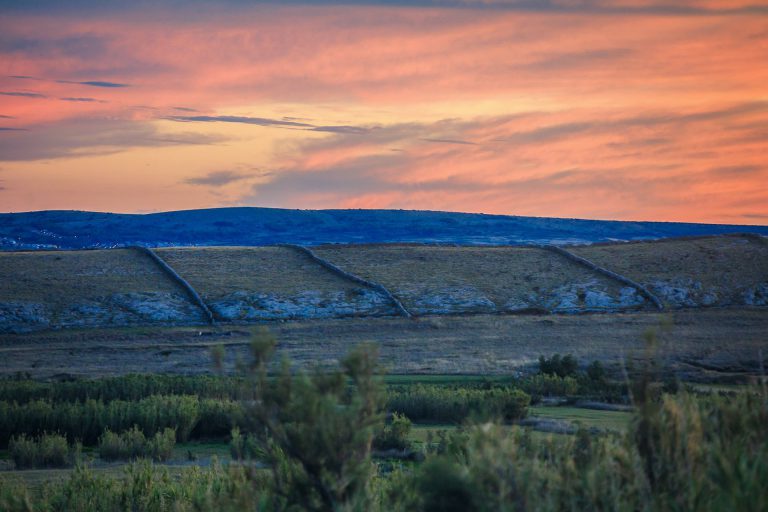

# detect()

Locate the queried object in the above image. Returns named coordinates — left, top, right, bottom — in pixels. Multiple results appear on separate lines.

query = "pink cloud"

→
left=0, top=4, right=766, bottom=223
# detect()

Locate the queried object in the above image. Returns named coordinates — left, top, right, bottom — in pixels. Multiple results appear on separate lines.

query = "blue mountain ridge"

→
left=1, top=207, right=766, bottom=250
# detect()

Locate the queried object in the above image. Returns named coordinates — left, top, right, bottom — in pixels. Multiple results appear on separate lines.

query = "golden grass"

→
left=571, top=236, right=768, bottom=300
left=3, top=309, right=766, bottom=378
left=0, top=249, right=180, bottom=305
left=313, top=245, right=628, bottom=310
left=155, top=246, right=366, bottom=299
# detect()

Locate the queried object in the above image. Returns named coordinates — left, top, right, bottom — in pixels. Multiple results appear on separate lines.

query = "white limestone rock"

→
left=410, top=287, right=496, bottom=314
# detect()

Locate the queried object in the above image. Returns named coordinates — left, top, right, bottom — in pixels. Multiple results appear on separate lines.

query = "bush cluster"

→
left=538, top=353, right=579, bottom=378
left=98, top=426, right=176, bottom=462
left=0, top=461, right=267, bottom=512
left=387, top=384, right=530, bottom=423
left=373, top=413, right=412, bottom=451
left=9, top=433, right=80, bottom=469
left=228, top=427, right=260, bottom=460
left=0, top=395, right=214, bottom=446
left=3, top=382, right=766, bottom=511
left=0, top=374, right=247, bottom=404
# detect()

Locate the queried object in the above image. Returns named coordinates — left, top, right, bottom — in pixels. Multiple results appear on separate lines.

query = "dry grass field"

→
left=2, top=309, right=765, bottom=379
left=0, top=249, right=180, bottom=304
left=155, top=247, right=396, bottom=320
left=571, top=236, right=768, bottom=307
left=1, top=236, right=766, bottom=332
left=0, top=249, right=204, bottom=330
left=313, top=244, right=650, bottom=314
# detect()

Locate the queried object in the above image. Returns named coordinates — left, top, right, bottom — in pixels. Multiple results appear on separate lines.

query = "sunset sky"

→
left=0, top=0, right=766, bottom=223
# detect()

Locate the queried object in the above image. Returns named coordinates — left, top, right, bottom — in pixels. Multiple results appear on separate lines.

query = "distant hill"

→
left=1, top=207, right=767, bottom=250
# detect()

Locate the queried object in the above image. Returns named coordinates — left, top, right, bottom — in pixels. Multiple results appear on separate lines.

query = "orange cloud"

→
left=0, top=4, right=766, bottom=223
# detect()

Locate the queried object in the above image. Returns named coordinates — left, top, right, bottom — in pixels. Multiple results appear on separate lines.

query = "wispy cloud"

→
left=56, top=80, right=128, bottom=88
left=166, top=114, right=368, bottom=134
left=706, top=165, right=765, bottom=176
left=59, top=96, right=102, bottom=102
left=523, top=48, right=633, bottom=71
left=0, top=91, right=46, bottom=98
left=0, top=2, right=766, bottom=221
left=167, top=114, right=312, bottom=128
left=420, top=138, right=477, bottom=145
left=0, top=119, right=227, bottom=161
left=7, top=75, right=128, bottom=89
left=1, top=0, right=767, bottom=16
left=184, top=170, right=253, bottom=187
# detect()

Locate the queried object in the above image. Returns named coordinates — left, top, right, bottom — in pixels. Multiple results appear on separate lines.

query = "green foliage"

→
left=239, top=333, right=386, bottom=511
left=228, top=426, right=260, bottom=460
left=0, top=461, right=270, bottom=512
left=98, top=426, right=176, bottom=462
left=2, top=373, right=767, bottom=511
left=0, top=394, right=237, bottom=446
left=9, top=433, right=80, bottom=469
left=373, top=413, right=413, bottom=451
left=0, top=374, right=249, bottom=404
left=409, top=389, right=768, bottom=512
left=516, top=374, right=580, bottom=402
left=586, top=360, right=606, bottom=382
left=538, top=353, right=579, bottom=378
left=387, top=385, right=530, bottom=423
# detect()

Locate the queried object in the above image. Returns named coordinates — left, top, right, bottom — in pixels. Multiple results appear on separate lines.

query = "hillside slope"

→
left=1, top=235, right=766, bottom=333
left=155, top=247, right=396, bottom=320
left=0, top=249, right=204, bottom=331
left=313, top=245, right=651, bottom=315
left=571, top=236, right=768, bottom=308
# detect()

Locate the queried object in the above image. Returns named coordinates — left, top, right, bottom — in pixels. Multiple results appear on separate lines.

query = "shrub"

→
left=0, top=394, right=200, bottom=446
left=229, top=427, right=260, bottom=460
left=538, top=353, right=579, bottom=378
left=517, top=373, right=579, bottom=403
left=374, top=413, right=412, bottom=451
left=236, top=333, right=385, bottom=511
left=0, top=461, right=268, bottom=512
left=0, top=374, right=249, bottom=404
left=98, top=426, right=176, bottom=462
left=586, top=360, right=606, bottom=382
left=387, top=385, right=529, bottom=423
left=9, top=433, right=79, bottom=469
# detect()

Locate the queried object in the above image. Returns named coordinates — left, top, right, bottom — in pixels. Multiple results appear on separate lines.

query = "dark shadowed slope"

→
left=1, top=208, right=767, bottom=250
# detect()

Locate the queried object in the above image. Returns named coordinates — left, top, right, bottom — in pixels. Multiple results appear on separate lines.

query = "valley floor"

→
left=2, top=308, right=766, bottom=380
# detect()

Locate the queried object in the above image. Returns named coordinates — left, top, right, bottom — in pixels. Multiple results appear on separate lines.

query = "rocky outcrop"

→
left=133, top=246, right=216, bottom=324
left=410, top=287, right=496, bottom=315
left=0, top=292, right=205, bottom=333
left=280, top=244, right=412, bottom=317
left=650, top=279, right=768, bottom=308
left=399, top=281, right=647, bottom=316
left=539, top=245, right=665, bottom=310
left=504, top=282, right=646, bottom=314
left=208, top=289, right=396, bottom=320
left=0, top=302, right=51, bottom=333
left=744, top=283, right=768, bottom=306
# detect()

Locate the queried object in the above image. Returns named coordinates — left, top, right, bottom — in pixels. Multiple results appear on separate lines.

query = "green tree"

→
left=238, top=332, right=385, bottom=511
